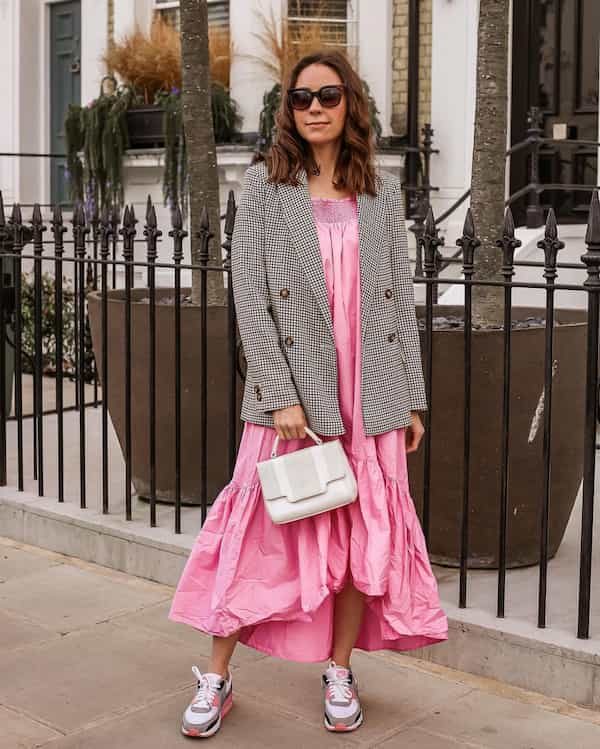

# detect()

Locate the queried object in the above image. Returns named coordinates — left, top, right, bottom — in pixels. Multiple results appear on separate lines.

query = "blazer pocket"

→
left=393, top=326, right=408, bottom=365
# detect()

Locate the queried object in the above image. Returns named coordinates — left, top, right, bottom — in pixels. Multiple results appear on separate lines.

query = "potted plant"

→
left=65, top=14, right=242, bottom=217
left=87, top=3, right=237, bottom=507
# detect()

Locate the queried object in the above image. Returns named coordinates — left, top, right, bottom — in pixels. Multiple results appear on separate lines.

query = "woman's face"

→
left=291, top=63, right=347, bottom=148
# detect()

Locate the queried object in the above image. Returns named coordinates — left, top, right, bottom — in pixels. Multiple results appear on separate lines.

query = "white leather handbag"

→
left=256, top=426, right=358, bottom=525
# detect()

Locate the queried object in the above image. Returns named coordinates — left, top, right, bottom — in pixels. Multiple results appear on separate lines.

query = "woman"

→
left=168, top=49, right=448, bottom=738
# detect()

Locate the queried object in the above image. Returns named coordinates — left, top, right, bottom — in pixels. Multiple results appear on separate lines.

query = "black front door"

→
left=510, top=0, right=599, bottom=225
left=50, top=1, right=81, bottom=207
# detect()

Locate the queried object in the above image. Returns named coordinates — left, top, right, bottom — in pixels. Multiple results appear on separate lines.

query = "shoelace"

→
left=191, top=666, right=221, bottom=710
left=325, top=672, right=353, bottom=703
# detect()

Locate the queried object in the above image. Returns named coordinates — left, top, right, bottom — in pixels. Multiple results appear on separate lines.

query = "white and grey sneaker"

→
left=181, top=666, right=233, bottom=738
left=322, top=660, right=363, bottom=732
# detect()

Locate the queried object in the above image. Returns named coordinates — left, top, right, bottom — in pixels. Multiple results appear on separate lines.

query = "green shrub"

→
left=19, top=272, right=77, bottom=377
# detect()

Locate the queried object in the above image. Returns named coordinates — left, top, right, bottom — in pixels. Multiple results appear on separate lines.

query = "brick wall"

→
left=107, top=0, right=114, bottom=49
left=391, top=0, right=432, bottom=138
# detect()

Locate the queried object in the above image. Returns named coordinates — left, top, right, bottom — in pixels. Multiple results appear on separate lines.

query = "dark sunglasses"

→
left=287, top=84, right=346, bottom=111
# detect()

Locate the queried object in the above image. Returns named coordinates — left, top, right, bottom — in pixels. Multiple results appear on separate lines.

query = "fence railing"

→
left=0, top=185, right=599, bottom=642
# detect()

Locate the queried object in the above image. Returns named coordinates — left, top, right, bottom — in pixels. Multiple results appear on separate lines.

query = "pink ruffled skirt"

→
left=168, top=195, right=448, bottom=661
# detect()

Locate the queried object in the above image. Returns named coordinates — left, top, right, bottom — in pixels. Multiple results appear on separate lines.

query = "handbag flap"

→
left=258, top=440, right=349, bottom=503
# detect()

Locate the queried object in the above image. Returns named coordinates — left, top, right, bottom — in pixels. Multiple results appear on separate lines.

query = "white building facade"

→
left=1, top=0, right=599, bottom=247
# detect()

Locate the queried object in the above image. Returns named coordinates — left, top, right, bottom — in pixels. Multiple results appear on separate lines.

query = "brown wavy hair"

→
left=257, top=50, right=379, bottom=196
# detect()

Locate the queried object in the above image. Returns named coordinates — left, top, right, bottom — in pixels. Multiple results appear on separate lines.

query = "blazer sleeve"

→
left=231, top=164, right=302, bottom=414
left=388, top=178, right=429, bottom=412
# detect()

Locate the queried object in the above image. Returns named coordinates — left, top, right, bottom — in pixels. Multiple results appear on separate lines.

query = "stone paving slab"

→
left=2, top=536, right=600, bottom=749
left=0, top=563, right=171, bottom=634
left=110, top=599, right=267, bottom=666
left=417, top=687, right=600, bottom=748
left=0, top=542, right=64, bottom=582
left=0, top=705, right=62, bottom=749
left=0, top=607, right=60, bottom=654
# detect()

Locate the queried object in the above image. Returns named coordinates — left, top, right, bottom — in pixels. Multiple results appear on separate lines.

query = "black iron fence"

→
left=0, top=184, right=600, bottom=643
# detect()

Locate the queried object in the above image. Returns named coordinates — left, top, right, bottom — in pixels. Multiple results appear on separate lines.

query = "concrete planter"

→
left=87, top=289, right=244, bottom=506
left=407, top=305, right=588, bottom=569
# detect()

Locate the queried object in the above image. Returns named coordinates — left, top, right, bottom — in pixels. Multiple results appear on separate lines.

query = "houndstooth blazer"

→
left=230, top=159, right=428, bottom=437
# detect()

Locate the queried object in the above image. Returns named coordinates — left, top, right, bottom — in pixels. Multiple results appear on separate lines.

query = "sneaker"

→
left=181, top=666, right=233, bottom=738
left=322, top=660, right=363, bottom=732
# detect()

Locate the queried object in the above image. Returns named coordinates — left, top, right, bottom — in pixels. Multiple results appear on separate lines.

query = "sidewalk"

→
left=2, top=538, right=600, bottom=749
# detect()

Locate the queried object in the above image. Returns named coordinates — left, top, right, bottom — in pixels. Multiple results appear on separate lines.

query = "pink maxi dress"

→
left=168, top=194, right=448, bottom=661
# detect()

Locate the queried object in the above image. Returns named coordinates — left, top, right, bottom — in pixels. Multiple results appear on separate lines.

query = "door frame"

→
left=42, top=0, right=82, bottom=208
left=510, top=0, right=600, bottom=225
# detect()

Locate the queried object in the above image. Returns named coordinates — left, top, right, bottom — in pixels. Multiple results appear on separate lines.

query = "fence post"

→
left=526, top=106, right=545, bottom=229
left=222, top=190, right=237, bottom=478
left=577, top=190, right=600, bottom=638
left=420, top=206, right=444, bottom=544
left=0, top=192, right=10, bottom=487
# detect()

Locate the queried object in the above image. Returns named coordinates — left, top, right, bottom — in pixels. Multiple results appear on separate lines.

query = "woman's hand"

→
left=273, top=404, right=308, bottom=440
left=405, top=411, right=425, bottom=453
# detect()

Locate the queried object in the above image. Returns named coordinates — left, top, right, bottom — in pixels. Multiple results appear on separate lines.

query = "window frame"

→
left=285, top=0, right=359, bottom=63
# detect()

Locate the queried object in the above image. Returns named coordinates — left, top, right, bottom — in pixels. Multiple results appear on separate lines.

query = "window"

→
left=286, top=1, right=358, bottom=64
left=154, top=1, right=229, bottom=31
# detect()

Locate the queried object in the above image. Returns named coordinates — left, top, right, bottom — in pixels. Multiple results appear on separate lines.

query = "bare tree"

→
left=180, top=0, right=225, bottom=305
left=470, top=0, right=511, bottom=326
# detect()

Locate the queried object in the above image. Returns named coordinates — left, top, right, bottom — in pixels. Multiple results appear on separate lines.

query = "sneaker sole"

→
left=181, top=692, right=233, bottom=738
left=324, top=709, right=363, bottom=733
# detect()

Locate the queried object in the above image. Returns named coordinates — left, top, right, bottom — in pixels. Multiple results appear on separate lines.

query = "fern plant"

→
left=65, top=85, right=134, bottom=214
left=156, top=82, right=242, bottom=217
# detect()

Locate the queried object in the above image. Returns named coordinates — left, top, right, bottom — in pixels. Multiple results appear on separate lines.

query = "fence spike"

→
left=10, top=202, right=22, bottom=226
left=503, top=206, right=515, bottom=239
left=111, top=203, right=120, bottom=228
left=585, top=190, right=600, bottom=247
left=224, top=190, right=236, bottom=236
left=144, top=203, right=161, bottom=265
left=422, top=205, right=443, bottom=274
left=52, top=203, right=63, bottom=226
left=456, top=208, right=480, bottom=271
left=172, top=204, right=183, bottom=231
left=496, top=207, right=521, bottom=272
left=32, top=203, right=43, bottom=227
left=200, top=204, right=210, bottom=231
left=544, top=206, right=559, bottom=241
left=424, top=204, right=436, bottom=237
left=122, top=205, right=131, bottom=227
left=462, top=207, right=476, bottom=239
left=537, top=206, right=564, bottom=279
left=146, top=194, right=153, bottom=223
left=0, top=191, right=5, bottom=228
left=72, top=201, right=86, bottom=227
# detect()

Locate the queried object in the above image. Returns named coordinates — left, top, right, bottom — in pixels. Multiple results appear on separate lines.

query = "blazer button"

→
left=384, top=288, right=393, bottom=299
left=256, top=393, right=262, bottom=402
left=285, top=335, right=294, bottom=347
left=387, top=332, right=396, bottom=343
left=280, top=288, right=290, bottom=298
left=254, top=384, right=261, bottom=393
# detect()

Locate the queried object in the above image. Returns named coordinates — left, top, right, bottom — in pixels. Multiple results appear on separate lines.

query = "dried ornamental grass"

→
left=103, top=15, right=182, bottom=104
left=104, top=14, right=232, bottom=100
left=247, top=2, right=349, bottom=84
left=209, top=26, right=231, bottom=88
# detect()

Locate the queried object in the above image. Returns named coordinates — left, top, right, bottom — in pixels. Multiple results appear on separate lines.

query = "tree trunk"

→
left=470, top=0, right=511, bottom=326
left=180, top=0, right=225, bottom=306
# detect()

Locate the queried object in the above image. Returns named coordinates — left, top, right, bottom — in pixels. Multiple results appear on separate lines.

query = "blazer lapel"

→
left=277, top=167, right=386, bottom=347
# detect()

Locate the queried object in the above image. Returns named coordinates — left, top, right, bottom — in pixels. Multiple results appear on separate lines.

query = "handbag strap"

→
left=270, top=425, right=323, bottom=458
